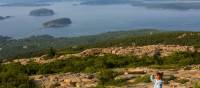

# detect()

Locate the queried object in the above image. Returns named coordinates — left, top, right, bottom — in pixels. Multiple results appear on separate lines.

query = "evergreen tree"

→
left=47, top=47, right=56, bottom=58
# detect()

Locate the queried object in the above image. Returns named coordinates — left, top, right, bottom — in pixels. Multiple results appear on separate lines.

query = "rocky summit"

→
left=79, top=45, right=197, bottom=57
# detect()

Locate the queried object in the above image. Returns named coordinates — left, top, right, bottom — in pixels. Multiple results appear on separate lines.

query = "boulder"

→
left=126, top=68, right=147, bottom=74
left=46, top=81, right=60, bottom=88
left=79, top=48, right=102, bottom=56
left=115, top=74, right=137, bottom=80
left=43, top=18, right=72, bottom=28
left=30, top=8, right=54, bottom=16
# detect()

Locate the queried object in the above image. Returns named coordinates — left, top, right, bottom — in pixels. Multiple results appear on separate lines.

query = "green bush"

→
left=24, top=62, right=40, bottom=75
left=105, top=79, right=127, bottom=86
left=84, top=67, right=97, bottom=73
left=177, top=79, right=189, bottom=84
left=164, top=75, right=176, bottom=84
left=134, top=75, right=151, bottom=84
left=193, top=81, right=200, bottom=88
left=164, top=52, right=200, bottom=66
left=47, top=47, right=56, bottom=58
left=95, top=85, right=105, bottom=88
left=97, top=69, right=117, bottom=85
left=0, top=63, right=37, bottom=88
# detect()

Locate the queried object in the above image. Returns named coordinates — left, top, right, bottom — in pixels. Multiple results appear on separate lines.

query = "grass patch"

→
left=176, top=79, right=189, bottom=84
left=193, top=81, right=200, bottom=88
left=133, top=75, right=151, bottom=84
left=150, top=65, right=181, bottom=69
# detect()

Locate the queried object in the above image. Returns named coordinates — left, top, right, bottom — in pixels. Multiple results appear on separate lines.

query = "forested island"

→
left=0, top=16, right=11, bottom=20
left=30, top=8, right=55, bottom=16
left=43, top=18, right=72, bottom=28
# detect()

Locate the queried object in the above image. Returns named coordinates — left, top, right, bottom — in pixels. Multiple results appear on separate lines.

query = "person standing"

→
left=150, top=72, right=163, bottom=88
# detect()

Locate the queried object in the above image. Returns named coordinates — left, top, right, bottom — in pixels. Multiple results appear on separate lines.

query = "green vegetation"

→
left=0, top=29, right=159, bottom=59
left=97, top=69, right=127, bottom=87
left=95, top=31, right=200, bottom=47
left=47, top=47, right=57, bottom=58
left=97, top=69, right=117, bottom=85
left=2, top=51, right=200, bottom=75
left=177, top=79, right=189, bottom=84
left=164, top=52, right=200, bottom=66
left=133, top=75, right=151, bottom=84
left=1, top=29, right=200, bottom=60
left=0, top=63, right=37, bottom=88
left=193, top=81, right=200, bottom=88
left=164, top=75, right=177, bottom=84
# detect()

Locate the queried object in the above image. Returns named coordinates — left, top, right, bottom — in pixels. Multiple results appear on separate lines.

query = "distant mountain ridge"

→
left=0, top=0, right=64, bottom=6
left=80, top=0, right=200, bottom=10
left=0, top=0, right=62, bottom=3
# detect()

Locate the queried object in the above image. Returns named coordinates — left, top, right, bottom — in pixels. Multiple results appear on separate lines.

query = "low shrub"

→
left=193, top=81, right=200, bottom=88
left=176, top=79, right=189, bottom=84
left=134, top=75, right=151, bottom=84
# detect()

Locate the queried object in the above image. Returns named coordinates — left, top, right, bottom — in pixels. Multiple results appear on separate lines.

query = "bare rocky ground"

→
left=30, top=73, right=98, bottom=88
left=4, top=45, right=199, bottom=65
left=79, top=45, right=197, bottom=57
left=113, top=66, right=200, bottom=88
left=29, top=65, right=200, bottom=88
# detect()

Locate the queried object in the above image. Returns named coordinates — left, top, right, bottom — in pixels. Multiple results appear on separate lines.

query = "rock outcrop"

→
left=30, top=73, right=98, bottom=88
left=79, top=45, right=196, bottom=57
left=29, top=67, right=199, bottom=88
left=43, top=18, right=72, bottom=28
left=30, top=8, right=54, bottom=16
left=4, top=45, right=199, bottom=65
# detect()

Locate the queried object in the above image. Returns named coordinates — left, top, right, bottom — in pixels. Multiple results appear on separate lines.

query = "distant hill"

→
left=0, top=0, right=64, bottom=6
left=0, top=29, right=200, bottom=60
left=80, top=0, right=131, bottom=5
left=0, top=29, right=159, bottom=59
left=131, top=1, right=200, bottom=10
left=0, top=0, right=62, bottom=3
left=80, top=0, right=200, bottom=10
left=0, top=36, right=11, bottom=43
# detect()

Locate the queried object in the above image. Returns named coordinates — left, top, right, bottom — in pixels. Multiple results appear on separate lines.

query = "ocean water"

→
left=0, top=1, right=200, bottom=38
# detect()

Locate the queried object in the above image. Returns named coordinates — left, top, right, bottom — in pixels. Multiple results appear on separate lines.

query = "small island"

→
left=30, top=8, right=55, bottom=16
left=43, top=18, right=72, bottom=28
left=0, top=16, right=11, bottom=21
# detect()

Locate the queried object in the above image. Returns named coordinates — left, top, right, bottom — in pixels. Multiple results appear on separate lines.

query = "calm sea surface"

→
left=0, top=1, right=200, bottom=38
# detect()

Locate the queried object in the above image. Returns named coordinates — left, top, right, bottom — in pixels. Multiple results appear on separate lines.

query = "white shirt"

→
left=150, top=75, right=163, bottom=88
